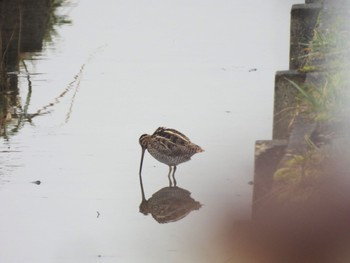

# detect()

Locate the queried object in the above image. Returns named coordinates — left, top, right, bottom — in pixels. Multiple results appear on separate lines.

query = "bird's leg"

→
left=168, top=166, right=173, bottom=187
left=139, top=148, right=146, bottom=201
left=172, top=166, right=177, bottom=187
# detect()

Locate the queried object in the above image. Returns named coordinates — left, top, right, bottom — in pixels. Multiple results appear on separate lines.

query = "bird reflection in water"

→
left=138, top=127, right=203, bottom=223
left=139, top=175, right=202, bottom=224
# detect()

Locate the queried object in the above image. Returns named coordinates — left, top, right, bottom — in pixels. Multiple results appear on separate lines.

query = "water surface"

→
left=0, top=1, right=301, bottom=262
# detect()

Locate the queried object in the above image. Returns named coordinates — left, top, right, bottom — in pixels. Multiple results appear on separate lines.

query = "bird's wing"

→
left=152, top=136, right=189, bottom=156
left=153, top=127, right=191, bottom=145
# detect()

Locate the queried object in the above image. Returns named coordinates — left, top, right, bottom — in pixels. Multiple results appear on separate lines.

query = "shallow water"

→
left=0, top=1, right=301, bottom=262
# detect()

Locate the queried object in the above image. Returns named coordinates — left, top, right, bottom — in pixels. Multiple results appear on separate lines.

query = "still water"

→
left=0, top=1, right=301, bottom=262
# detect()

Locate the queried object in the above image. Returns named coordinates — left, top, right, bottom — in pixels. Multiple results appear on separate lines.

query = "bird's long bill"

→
left=139, top=147, right=146, bottom=201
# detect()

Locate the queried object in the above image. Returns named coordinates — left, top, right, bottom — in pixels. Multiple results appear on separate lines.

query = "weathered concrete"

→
left=253, top=2, right=324, bottom=214
left=275, top=115, right=317, bottom=176
left=273, top=70, right=327, bottom=140
left=252, top=139, right=287, bottom=219
left=251, top=3, right=350, bottom=261
left=290, top=3, right=322, bottom=69
left=272, top=70, right=306, bottom=140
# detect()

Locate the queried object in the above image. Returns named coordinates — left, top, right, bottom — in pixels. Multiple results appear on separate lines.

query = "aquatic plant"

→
left=0, top=0, right=73, bottom=138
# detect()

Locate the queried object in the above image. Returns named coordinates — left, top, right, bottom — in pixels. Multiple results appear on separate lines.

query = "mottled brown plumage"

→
left=139, top=127, right=204, bottom=186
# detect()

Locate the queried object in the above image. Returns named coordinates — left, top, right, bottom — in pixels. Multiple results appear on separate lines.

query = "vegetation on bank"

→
left=289, top=8, right=349, bottom=122
left=273, top=7, right=350, bottom=199
left=0, top=0, right=71, bottom=137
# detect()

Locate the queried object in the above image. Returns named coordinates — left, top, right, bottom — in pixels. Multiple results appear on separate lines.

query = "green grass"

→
left=285, top=71, right=348, bottom=122
left=274, top=7, right=350, bottom=200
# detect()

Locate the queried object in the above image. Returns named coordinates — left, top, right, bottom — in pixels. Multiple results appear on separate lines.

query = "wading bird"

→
left=139, top=127, right=204, bottom=186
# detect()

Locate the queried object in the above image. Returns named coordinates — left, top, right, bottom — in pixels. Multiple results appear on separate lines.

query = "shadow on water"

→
left=139, top=170, right=201, bottom=224
left=0, top=0, right=71, bottom=139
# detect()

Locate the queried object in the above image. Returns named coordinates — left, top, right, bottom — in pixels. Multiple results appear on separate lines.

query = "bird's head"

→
left=139, top=134, right=151, bottom=149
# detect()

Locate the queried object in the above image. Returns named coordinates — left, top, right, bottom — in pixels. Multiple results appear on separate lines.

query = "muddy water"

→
left=0, top=1, right=301, bottom=262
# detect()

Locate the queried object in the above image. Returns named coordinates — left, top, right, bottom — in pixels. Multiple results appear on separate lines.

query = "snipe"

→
left=139, top=127, right=204, bottom=186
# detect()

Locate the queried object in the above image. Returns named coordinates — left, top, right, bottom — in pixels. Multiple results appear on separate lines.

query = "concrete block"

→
left=290, top=3, right=322, bottom=69
left=273, top=70, right=306, bottom=140
left=252, top=140, right=288, bottom=218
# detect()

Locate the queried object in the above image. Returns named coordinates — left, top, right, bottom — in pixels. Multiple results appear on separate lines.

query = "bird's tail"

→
left=196, top=145, right=205, bottom=153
